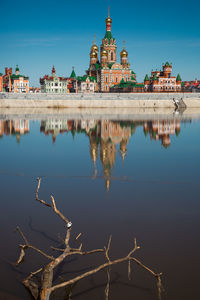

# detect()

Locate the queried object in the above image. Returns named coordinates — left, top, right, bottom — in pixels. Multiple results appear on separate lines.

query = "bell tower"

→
left=100, top=7, right=117, bottom=64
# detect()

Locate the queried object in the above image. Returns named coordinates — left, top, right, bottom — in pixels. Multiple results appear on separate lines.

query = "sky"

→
left=0, top=0, right=200, bottom=86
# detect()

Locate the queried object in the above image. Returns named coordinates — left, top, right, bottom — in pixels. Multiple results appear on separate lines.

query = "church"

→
left=87, top=9, right=136, bottom=92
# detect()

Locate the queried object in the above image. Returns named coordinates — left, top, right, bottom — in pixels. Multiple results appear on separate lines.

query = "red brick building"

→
left=2, top=66, right=29, bottom=93
left=144, top=62, right=182, bottom=92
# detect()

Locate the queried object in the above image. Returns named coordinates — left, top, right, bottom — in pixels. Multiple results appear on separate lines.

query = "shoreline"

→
left=0, top=92, right=200, bottom=108
left=1, top=107, right=200, bottom=121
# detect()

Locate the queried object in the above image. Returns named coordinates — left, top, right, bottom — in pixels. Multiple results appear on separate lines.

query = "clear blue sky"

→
left=1, top=0, right=200, bottom=86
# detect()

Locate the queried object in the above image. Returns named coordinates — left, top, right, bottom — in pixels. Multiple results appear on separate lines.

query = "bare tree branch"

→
left=14, top=178, right=163, bottom=300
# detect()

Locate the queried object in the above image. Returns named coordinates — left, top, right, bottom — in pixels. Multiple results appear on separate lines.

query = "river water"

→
left=0, top=113, right=200, bottom=300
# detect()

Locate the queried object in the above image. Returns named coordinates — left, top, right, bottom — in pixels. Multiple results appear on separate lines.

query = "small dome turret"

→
left=90, top=50, right=97, bottom=58
left=91, top=34, right=98, bottom=53
left=120, top=48, right=128, bottom=58
left=101, top=49, right=108, bottom=57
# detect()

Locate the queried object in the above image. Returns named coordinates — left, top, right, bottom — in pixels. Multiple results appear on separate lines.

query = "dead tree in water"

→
left=15, top=178, right=162, bottom=300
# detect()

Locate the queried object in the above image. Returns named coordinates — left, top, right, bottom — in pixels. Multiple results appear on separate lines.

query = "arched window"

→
left=111, top=52, right=113, bottom=61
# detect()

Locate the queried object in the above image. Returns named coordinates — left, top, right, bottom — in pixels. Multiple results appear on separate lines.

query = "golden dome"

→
left=91, top=44, right=98, bottom=52
left=106, top=17, right=112, bottom=23
left=101, top=49, right=108, bottom=56
left=120, top=49, right=128, bottom=57
left=90, top=50, right=97, bottom=58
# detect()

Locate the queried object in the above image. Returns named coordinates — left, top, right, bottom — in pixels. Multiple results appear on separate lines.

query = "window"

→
left=116, top=77, right=118, bottom=83
left=111, top=52, right=113, bottom=61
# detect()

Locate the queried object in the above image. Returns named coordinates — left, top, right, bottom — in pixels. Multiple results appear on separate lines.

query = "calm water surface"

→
left=0, top=116, right=200, bottom=300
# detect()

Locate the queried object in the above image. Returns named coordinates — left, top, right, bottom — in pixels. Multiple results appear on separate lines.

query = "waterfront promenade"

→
left=0, top=92, right=200, bottom=108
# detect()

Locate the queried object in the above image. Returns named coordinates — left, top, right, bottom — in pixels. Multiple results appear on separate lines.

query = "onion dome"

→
left=106, top=16, right=112, bottom=24
left=91, top=34, right=98, bottom=52
left=120, top=48, right=128, bottom=58
left=101, top=49, right=108, bottom=57
left=120, top=41, right=128, bottom=57
left=15, top=65, right=19, bottom=72
left=90, top=50, right=97, bottom=58
left=91, top=44, right=98, bottom=52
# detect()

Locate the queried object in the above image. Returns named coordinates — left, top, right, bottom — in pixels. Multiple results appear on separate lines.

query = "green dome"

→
left=144, top=74, right=149, bottom=81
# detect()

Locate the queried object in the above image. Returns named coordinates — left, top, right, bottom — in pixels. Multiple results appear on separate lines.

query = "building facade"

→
left=1, top=66, right=29, bottom=93
left=40, top=66, right=69, bottom=93
left=144, top=62, right=182, bottom=92
left=10, top=66, right=29, bottom=93
left=87, top=10, right=136, bottom=92
left=77, top=75, right=98, bottom=93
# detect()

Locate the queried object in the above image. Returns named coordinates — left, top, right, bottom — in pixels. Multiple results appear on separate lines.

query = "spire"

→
left=176, top=74, right=182, bottom=82
left=123, top=40, right=125, bottom=49
left=105, top=6, right=112, bottom=32
left=70, top=66, right=76, bottom=78
left=52, top=65, right=55, bottom=74
left=93, top=33, right=96, bottom=45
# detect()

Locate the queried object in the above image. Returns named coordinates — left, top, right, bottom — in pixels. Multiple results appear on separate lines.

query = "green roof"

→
left=103, top=31, right=115, bottom=43
left=70, top=69, right=76, bottom=78
left=11, top=74, right=29, bottom=79
left=144, top=74, right=149, bottom=81
left=131, top=71, right=136, bottom=74
left=15, top=65, right=19, bottom=71
left=153, top=74, right=158, bottom=81
left=0, top=73, right=2, bottom=76
left=115, top=81, right=143, bottom=88
left=176, top=74, right=182, bottom=81
left=165, top=62, right=171, bottom=67
left=77, top=75, right=96, bottom=82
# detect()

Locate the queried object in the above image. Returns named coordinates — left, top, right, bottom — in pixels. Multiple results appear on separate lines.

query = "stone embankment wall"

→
left=0, top=92, right=200, bottom=108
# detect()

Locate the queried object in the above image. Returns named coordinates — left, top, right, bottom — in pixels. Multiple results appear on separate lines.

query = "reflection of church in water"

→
left=40, top=118, right=182, bottom=191
left=0, top=119, right=29, bottom=143
left=40, top=119, right=136, bottom=191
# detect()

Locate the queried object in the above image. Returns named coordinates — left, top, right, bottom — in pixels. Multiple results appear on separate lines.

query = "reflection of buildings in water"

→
left=40, top=118, right=135, bottom=191
left=0, top=119, right=29, bottom=143
left=40, top=119, right=69, bottom=143
left=143, top=120, right=181, bottom=148
left=100, top=120, right=134, bottom=191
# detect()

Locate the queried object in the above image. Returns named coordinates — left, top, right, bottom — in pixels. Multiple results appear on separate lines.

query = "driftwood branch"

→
left=14, top=178, right=162, bottom=300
